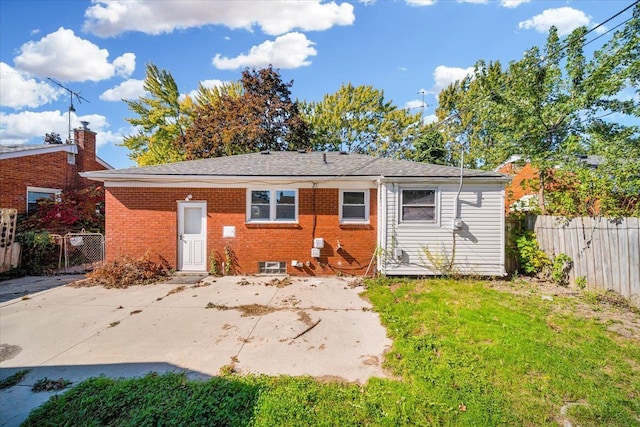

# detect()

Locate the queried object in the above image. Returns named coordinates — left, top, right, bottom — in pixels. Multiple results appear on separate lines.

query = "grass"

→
left=0, top=369, right=30, bottom=390
left=22, top=278, right=640, bottom=426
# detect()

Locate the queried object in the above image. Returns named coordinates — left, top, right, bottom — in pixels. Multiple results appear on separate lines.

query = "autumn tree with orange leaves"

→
left=179, top=66, right=311, bottom=159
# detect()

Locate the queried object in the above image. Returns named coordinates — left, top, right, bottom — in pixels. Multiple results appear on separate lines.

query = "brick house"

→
left=0, top=123, right=111, bottom=214
left=82, top=151, right=510, bottom=276
left=495, top=154, right=605, bottom=214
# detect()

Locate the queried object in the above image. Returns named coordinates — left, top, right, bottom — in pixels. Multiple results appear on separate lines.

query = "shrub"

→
left=18, top=186, right=105, bottom=235
left=81, top=253, right=170, bottom=288
left=515, top=231, right=550, bottom=275
left=16, top=231, right=59, bottom=275
left=551, top=253, right=572, bottom=286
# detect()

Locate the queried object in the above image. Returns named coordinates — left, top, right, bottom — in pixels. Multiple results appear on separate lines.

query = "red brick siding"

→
left=498, top=162, right=539, bottom=213
left=105, top=187, right=378, bottom=276
left=0, top=127, right=108, bottom=213
left=0, top=151, right=77, bottom=213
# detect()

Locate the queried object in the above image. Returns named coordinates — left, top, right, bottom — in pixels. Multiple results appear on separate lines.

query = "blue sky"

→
left=0, top=0, right=634, bottom=169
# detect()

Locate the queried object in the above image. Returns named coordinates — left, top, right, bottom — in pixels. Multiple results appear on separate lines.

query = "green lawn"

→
left=22, top=278, right=640, bottom=426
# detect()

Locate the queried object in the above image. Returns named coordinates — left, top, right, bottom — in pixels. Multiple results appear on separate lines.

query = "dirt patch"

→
left=488, top=278, right=640, bottom=341
left=206, top=302, right=277, bottom=317
left=266, top=277, right=293, bottom=288
left=0, top=344, right=21, bottom=362
left=296, top=310, right=314, bottom=326
left=167, top=286, right=186, bottom=295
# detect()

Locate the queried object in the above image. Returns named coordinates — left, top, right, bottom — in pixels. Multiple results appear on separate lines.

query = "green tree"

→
left=121, top=63, right=192, bottom=166
left=435, top=7, right=639, bottom=215
left=302, top=83, right=422, bottom=158
left=411, top=125, right=449, bottom=165
left=180, top=66, right=311, bottom=159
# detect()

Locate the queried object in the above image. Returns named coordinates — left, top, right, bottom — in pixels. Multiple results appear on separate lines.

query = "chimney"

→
left=74, top=123, right=97, bottom=188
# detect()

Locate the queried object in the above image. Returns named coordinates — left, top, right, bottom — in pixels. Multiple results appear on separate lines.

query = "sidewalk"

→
left=0, top=275, right=85, bottom=303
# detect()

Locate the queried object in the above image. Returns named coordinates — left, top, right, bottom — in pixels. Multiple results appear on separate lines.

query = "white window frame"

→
left=246, top=189, right=298, bottom=223
left=339, top=189, right=370, bottom=223
left=399, top=187, right=438, bottom=223
left=26, top=186, right=61, bottom=214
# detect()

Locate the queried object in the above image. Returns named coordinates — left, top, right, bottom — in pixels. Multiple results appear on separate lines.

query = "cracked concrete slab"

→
left=0, top=275, right=391, bottom=427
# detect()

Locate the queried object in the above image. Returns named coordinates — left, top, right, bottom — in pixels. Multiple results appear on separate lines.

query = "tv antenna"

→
left=47, top=77, right=90, bottom=144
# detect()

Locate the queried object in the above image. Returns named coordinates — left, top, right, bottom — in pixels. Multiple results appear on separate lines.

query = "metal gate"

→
left=64, top=231, right=104, bottom=272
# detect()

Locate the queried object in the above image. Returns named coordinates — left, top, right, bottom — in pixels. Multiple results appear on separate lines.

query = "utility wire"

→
left=433, top=0, right=639, bottom=129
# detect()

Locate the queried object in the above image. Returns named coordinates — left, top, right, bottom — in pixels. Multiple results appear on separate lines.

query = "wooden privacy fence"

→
left=529, top=215, right=639, bottom=306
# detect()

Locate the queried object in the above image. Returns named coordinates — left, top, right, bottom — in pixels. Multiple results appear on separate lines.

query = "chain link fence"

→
left=64, top=231, right=104, bottom=272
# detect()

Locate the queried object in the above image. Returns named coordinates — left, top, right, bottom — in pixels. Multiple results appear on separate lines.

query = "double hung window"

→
left=400, top=189, right=436, bottom=222
left=248, top=189, right=297, bottom=222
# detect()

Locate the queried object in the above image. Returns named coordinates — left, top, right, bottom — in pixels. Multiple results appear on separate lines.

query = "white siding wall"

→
left=380, top=181, right=505, bottom=276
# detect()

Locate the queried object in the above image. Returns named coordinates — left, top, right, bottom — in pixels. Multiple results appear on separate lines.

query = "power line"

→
left=433, top=0, right=639, bottom=130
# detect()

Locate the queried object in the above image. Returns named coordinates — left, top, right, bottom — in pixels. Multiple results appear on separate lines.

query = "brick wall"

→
left=0, top=126, right=108, bottom=213
left=498, top=161, right=539, bottom=213
left=105, top=187, right=378, bottom=276
left=0, top=151, right=77, bottom=213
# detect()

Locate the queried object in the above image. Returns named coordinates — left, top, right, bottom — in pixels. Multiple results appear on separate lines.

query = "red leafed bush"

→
left=19, top=186, right=105, bottom=234
left=80, top=253, right=170, bottom=288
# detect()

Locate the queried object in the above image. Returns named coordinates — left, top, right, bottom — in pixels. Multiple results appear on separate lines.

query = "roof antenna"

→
left=47, top=77, right=90, bottom=144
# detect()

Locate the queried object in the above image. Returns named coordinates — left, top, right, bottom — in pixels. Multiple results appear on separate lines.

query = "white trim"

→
left=246, top=188, right=298, bottom=223
left=0, top=144, right=77, bottom=160
left=377, top=181, right=386, bottom=274
left=96, top=156, right=114, bottom=170
left=26, top=186, right=62, bottom=213
left=339, top=189, right=370, bottom=224
left=177, top=201, right=208, bottom=272
left=99, top=179, right=378, bottom=189
left=398, top=187, right=439, bottom=225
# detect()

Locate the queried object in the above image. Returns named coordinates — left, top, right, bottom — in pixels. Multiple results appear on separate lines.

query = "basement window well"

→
left=258, top=261, right=287, bottom=274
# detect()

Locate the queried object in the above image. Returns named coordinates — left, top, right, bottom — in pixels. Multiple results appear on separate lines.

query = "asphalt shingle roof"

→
left=0, top=144, right=68, bottom=154
left=83, top=151, right=507, bottom=180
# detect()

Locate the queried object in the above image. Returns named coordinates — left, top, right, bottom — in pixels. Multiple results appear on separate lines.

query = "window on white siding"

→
left=400, top=189, right=436, bottom=222
left=340, top=190, right=369, bottom=223
left=248, top=189, right=297, bottom=222
left=27, top=187, right=61, bottom=214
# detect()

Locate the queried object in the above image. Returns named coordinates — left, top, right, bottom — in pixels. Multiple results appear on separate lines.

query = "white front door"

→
left=178, top=201, right=207, bottom=272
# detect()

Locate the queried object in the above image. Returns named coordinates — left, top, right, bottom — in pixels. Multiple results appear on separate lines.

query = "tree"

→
left=121, top=63, right=192, bottom=166
left=435, top=7, right=639, bottom=215
left=180, top=66, right=311, bottom=159
left=43, top=132, right=63, bottom=145
left=302, top=83, right=422, bottom=158
left=411, top=125, right=449, bottom=165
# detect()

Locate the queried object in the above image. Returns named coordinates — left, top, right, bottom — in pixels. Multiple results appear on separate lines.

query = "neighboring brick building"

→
left=83, top=152, right=510, bottom=277
left=495, top=155, right=539, bottom=213
left=0, top=123, right=111, bottom=214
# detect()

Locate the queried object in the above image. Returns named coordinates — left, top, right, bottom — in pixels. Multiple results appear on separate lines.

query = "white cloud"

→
left=184, top=79, right=227, bottom=99
left=405, top=0, right=436, bottom=6
left=100, top=79, right=146, bottom=101
left=423, top=114, right=437, bottom=125
left=430, top=65, right=474, bottom=94
left=518, top=7, right=594, bottom=36
left=213, top=32, right=317, bottom=70
left=113, top=53, right=136, bottom=78
left=457, top=0, right=488, bottom=4
left=501, top=0, right=530, bottom=8
left=13, top=27, right=135, bottom=82
left=0, top=62, right=62, bottom=109
left=84, top=0, right=354, bottom=37
left=0, top=110, right=110, bottom=146
left=405, top=99, right=425, bottom=110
